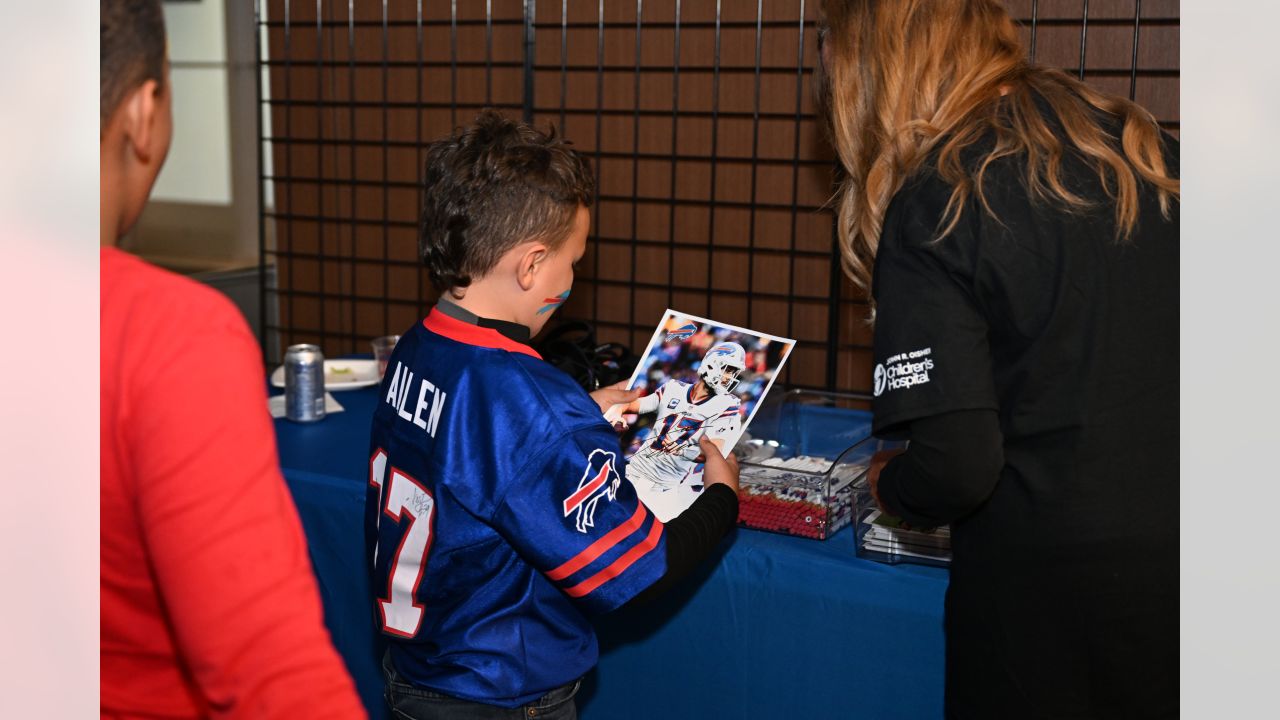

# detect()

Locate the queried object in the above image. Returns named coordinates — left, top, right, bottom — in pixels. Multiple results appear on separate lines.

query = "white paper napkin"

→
left=268, top=392, right=345, bottom=419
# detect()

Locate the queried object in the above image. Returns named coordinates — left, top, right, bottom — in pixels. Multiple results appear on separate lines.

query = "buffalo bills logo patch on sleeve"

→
left=563, top=449, right=622, bottom=534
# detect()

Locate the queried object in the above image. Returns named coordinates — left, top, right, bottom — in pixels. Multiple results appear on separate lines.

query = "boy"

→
left=100, top=1, right=364, bottom=717
left=366, top=111, right=740, bottom=719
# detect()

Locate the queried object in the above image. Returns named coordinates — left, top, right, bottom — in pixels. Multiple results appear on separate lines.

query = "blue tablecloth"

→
left=274, top=386, right=949, bottom=719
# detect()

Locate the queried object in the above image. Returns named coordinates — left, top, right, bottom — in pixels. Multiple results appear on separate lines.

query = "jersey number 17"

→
left=370, top=449, right=435, bottom=638
left=654, top=415, right=704, bottom=453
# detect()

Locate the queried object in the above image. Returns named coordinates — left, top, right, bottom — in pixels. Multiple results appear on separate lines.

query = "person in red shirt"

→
left=100, top=1, right=365, bottom=717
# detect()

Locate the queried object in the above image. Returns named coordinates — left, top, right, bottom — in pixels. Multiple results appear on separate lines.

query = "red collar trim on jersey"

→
left=423, top=308, right=542, bottom=359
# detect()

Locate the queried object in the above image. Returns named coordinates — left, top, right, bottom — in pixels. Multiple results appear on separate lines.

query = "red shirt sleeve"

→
left=120, top=278, right=365, bottom=718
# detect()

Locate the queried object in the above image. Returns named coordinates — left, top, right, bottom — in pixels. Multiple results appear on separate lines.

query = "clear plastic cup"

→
left=372, top=335, right=400, bottom=379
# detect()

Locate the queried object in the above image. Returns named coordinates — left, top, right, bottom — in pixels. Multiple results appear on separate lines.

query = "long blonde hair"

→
left=820, top=0, right=1179, bottom=297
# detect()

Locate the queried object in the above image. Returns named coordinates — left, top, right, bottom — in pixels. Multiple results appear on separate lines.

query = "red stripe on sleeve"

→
left=562, top=518, right=664, bottom=598
left=546, top=502, right=648, bottom=582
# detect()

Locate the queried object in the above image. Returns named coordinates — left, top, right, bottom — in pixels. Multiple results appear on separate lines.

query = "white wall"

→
left=151, top=0, right=233, bottom=205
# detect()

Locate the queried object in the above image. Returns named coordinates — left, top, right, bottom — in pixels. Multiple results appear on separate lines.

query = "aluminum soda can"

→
left=284, top=344, right=326, bottom=422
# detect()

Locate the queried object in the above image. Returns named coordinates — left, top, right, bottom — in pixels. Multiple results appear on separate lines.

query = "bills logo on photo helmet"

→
left=666, top=322, right=699, bottom=343
left=698, top=341, right=747, bottom=395
left=562, top=449, right=622, bottom=534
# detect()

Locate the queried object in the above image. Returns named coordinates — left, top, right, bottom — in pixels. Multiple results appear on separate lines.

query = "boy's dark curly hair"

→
left=101, top=0, right=167, bottom=134
left=420, top=110, right=595, bottom=291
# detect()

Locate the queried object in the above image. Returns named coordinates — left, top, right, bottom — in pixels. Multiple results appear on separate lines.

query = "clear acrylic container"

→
left=852, top=476, right=952, bottom=567
left=735, top=389, right=902, bottom=540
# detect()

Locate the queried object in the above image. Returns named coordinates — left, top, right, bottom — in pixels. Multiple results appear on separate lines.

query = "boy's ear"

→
left=515, top=243, right=549, bottom=291
left=121, top=79, right=162, bottom=163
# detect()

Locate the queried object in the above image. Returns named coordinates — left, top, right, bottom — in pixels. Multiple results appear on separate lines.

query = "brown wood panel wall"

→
left=261, top=0, right=1179, bottom=393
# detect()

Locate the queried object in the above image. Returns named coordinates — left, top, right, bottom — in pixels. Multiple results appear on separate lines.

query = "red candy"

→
left=736, top=489, right=833, bottom=539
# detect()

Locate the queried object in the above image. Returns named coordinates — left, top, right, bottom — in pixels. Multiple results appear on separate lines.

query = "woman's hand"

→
left=867, top=449, right=906, bottom=511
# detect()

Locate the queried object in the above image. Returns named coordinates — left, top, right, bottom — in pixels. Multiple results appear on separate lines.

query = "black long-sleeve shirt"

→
left=868, top=114, right=1178, bottom=716
left=875, top=409, right=1004, bottom=529
left=626, top=483, right=738, bottom=607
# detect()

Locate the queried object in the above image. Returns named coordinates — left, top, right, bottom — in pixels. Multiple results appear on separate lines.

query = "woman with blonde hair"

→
left=820, top=1, right=1178, bottom=717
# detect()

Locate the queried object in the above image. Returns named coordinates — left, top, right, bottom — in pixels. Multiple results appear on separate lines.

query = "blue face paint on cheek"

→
left=537, top=289, right=571, bottom=315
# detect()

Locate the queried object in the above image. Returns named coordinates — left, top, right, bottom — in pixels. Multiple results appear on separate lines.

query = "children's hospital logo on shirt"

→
left=874, top=347, right=935, bottom=397
left=563, top=449, right=622, bottom=534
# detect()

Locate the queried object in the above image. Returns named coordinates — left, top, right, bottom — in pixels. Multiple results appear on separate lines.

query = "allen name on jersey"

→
left=382, top=360, right=448, bottom=437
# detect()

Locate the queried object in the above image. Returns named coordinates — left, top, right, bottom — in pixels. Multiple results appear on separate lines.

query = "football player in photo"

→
left=607, top=341, right=747, bottom=519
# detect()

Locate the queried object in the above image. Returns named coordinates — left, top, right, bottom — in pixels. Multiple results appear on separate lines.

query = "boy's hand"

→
left=591, top=382, right=642, bottom=414
left=699, top=435, right=739, bottom=493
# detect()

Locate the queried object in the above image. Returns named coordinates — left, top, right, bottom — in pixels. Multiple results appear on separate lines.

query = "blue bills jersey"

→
left=365, top=308, right=667, bottom=708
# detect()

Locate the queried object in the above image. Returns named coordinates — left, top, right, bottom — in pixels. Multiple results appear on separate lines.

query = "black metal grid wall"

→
left=256, top=0, right=1179, bottom=393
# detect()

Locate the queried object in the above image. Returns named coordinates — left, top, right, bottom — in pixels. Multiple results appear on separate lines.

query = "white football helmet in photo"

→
left=698, top=341, right=747, bottom=395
